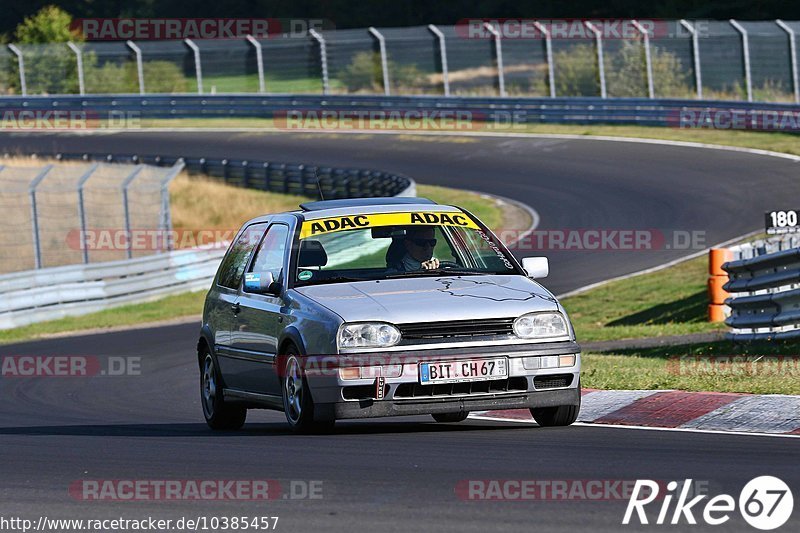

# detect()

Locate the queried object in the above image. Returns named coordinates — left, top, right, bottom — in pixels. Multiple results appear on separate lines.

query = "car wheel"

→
left=432, top=412, right=469, bottom=423
left=281, top=348, right=335, bottom=434
left=201, top=351, right=247, bottom=430
left=530, top=386, right=581, bottom=427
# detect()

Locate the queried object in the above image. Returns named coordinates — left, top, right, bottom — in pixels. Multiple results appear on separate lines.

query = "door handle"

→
left=230, top=303, right=241, bottom=314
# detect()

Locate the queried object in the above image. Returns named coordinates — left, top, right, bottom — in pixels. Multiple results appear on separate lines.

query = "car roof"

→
left=239, top=197, right=467, bottom=227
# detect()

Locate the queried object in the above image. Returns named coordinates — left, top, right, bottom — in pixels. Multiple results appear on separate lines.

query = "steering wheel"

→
left=438, top=260, right=461, bottom=269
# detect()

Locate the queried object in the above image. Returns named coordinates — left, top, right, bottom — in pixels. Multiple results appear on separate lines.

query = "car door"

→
left=230, top=223, right=291, bottom=395
left=213, top=222, right=269, bottom=391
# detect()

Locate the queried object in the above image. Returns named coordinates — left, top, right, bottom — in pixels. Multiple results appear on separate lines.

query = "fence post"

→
left=29, top=165, right=54, bottom=269
left=66, top=42, right=85, bottom=95
left=246, top=35, right=266, bottom=93
left=427, top=25, right=450, bottom=96
left=184, top=39, right=203, bottom=94
left=680, top=20, right=703, bottom=99
left=126, top=40, right=145, bottom=94
left=7, top=44, right=26, bottom=96
left=632, top=20, right=655, bottom=98
left=483, top=23, right=506, bottom=97
left=584, top=22, right=607, bottom=98
left=159, top=159, right=185, bottom=252
left=121, top=165, right=145, bottom=260
left=309, top=29, right=330, bottom=95
left=368, top=27, right=390, bottom=96
left=76, top=163, right=99, bottom=264
left=533, top=22, right=556, bottom=97
left=729, top=20, right=752, bottom=102
left=776, top=20, right=799, bottom=104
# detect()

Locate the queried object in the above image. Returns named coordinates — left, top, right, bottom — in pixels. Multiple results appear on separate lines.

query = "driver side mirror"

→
left=243, top=271, right=282, bottom=295
left=521, top=257, right=549, bottom=279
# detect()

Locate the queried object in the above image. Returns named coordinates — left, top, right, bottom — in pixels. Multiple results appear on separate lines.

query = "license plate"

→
left=419, top=358, right=508, bottom=384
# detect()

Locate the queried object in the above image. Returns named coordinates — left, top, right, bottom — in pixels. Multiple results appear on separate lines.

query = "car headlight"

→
left=513, top=312, right=568, bottom=339
left=337, top=322, right=401, bottom=349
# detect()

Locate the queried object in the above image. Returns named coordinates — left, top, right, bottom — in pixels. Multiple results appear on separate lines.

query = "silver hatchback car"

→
left=198, top=197, right=581, bottom=432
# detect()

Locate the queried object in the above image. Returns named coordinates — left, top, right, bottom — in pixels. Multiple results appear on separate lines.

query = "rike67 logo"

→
left=624, top=477, right=794, bottom=530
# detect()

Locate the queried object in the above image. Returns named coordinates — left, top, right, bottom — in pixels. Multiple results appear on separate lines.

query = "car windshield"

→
left=293, top=211, right=520, bottom=286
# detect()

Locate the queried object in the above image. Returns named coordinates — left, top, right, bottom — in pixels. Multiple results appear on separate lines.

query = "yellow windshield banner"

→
left=299, top=211, right=480, bottom=239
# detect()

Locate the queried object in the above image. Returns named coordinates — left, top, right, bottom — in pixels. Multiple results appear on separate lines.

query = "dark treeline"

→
left=3, top=0, right=797, bottom=37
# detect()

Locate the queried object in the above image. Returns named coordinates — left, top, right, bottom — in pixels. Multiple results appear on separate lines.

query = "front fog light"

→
left=513, top=312, right=568, bottom=339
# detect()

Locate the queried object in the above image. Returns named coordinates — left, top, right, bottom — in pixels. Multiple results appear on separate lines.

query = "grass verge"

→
left=563, top=255, right=725, bottom=343
left=582, top=341, right=798, bottom=395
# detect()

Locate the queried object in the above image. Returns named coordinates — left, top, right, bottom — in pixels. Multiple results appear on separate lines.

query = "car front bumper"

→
left=306, top=341, right=581, bottom=421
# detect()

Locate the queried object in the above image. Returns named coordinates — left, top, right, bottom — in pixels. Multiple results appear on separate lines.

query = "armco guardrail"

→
left=0, top=246, right=225, bottom=329
left=9, top=150, right=416, bottom=199
left=1, top=94, right=797, bottom=130
left=723, top=236, right=800, bottom=340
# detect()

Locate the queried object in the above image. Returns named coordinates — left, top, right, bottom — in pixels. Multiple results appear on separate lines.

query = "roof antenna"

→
left=314, top=167, right=325, bottom=201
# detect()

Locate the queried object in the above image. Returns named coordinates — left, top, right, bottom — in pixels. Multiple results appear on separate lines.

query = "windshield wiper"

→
left=384, top=269, right=491, bottom=279
left=300, top=275, right=371, bottom=285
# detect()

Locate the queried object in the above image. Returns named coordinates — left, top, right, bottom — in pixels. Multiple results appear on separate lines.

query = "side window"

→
left=217, top=223, right=269, bottom=290
left=250, top=224, right=290, bottom=281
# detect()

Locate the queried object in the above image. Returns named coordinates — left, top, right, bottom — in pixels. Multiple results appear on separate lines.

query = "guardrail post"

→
left=126, top=41, right=145, bottom=94
left=66, top=42, right=85, bottom=95
left=483, top=22, right=506, bottom=97
left=584, top=22, right=607, bottom=98
left=368, top=27, right=390, bottom=96
left=428, top=25, right=450, bottom=96
left=729, top=20, right=753, bottom=102
left=76, top=163, right=99, bottom=264
left=29, top=165, right=54, bottom=269
left=776, top=20, right=800, bottom=104
left=309, top=29, right=330, bottom=95
left=8, top=44, right=26, bottom=96
left=632, top=20, right=655, bottom=98
left=159, top=159, right=185, bottom=252
left=246, top=35, right=266, bottom=93
left=121, top=165, right=145, bottom=260
left=533, top=22, right=556, bottom=97
left=680, top=20, right=703, bottom=99
left=184, top=39, right=203, bottom=94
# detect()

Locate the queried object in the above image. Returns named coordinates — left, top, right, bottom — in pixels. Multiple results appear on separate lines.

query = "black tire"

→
left=432, top=412, right=469, bottom=423
left=281, top=348, right=335, bottom=434
left=200, top=351, right=247, bottom=430
left=530, top=404, right=580, bottom=427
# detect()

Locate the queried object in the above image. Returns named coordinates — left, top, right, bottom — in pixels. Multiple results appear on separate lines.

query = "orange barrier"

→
left=708, top=248, right=732, bottom=322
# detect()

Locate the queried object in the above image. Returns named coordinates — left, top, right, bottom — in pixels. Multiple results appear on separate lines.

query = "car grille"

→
left=397, top=318, right=515, bottom=341
left=533, top=374, right=573, bottom=390
left=342, top=384, right=390, bottom=401
left=393, top=377, right=528, bottom=399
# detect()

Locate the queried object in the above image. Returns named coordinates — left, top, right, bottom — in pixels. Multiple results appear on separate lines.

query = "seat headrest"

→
left=299, top=240, right=328, bottom=267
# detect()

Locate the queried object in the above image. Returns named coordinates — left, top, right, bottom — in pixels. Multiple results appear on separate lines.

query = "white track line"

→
left=469, top=414, right=800, bottom=439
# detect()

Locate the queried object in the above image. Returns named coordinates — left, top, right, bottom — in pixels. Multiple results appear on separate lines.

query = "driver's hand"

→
left=421, top=258, right=440, bottom=270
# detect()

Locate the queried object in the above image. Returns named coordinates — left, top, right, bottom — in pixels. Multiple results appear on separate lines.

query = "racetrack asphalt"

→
left=1, top=131, right=798, bottom=532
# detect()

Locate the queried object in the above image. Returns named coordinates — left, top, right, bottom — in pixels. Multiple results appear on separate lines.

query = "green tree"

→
left=10, top=5, right=82, bottom=94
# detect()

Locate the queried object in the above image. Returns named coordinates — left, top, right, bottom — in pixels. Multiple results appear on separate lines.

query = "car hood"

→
left=294, top=275, right=559, bottom=323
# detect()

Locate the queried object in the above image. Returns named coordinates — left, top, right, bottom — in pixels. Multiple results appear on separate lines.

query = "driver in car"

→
left=400, top=227, right=440, bottom=271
